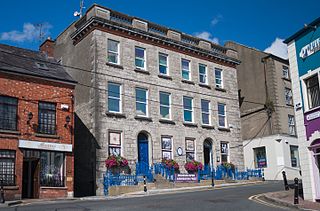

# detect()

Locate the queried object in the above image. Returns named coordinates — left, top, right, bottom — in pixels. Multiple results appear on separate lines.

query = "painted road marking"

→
left=249, top=194, right=291, bottom=210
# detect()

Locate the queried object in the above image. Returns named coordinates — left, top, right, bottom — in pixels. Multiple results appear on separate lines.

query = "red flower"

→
left=184, top=160, right=203, bottom=172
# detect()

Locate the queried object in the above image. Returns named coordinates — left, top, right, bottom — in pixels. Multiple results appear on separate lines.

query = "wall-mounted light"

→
left=27, top=112, right=33, bottom=125
left=64, top=115, right=71, bottom=128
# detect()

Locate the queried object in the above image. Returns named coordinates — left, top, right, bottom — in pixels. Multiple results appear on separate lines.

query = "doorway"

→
left=203, top=139, right=212, bottom=167
left=22, top=159, right=40, bottom=199
left=138, top=133, right=149, bottom=165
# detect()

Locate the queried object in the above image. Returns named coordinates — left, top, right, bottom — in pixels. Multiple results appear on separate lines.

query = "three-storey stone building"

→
left=48, top=4, right=243, bottom=196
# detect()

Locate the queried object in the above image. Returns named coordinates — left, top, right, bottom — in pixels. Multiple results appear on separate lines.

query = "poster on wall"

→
left=109, top=132, right=121, bottom=146
left=186, top=139, right=194, bottom=151
left=162, top=137, right=172, bottom=150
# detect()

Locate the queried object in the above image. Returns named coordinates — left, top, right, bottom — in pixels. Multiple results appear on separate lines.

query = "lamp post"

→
left=211, top=147, right=214, bottom=187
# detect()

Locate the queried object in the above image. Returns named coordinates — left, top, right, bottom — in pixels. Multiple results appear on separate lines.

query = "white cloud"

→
left=264, top=38, right=288, bottom=59
left=211, top=15, right=222, bottom=26
left=195, top=31, right=219, bottom=44
left=0, top=23, right=52, bottom=43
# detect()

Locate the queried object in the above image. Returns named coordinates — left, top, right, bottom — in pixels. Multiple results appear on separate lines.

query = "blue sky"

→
left=0, top=0, right=319, bottom=59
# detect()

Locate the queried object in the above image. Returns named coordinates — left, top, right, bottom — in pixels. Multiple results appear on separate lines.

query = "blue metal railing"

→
left=136, top=162, right=154, bottom=182
left=154, top=163, right=175, bottom=181
left=103, top=172, right=138, bottom=195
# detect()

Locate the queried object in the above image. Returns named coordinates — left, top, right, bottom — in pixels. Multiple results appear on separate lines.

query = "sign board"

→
left=306, top=111, right=320, bottom=121
left=299, top=37, right=320, bottom=59
left=19, top=140, right=72, bottom=152
left=175, top=174, right=198, bottom=183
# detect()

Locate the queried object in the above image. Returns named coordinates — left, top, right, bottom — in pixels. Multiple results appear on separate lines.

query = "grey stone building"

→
left=47, top=4, right=243, bottom=196
left=225, top=41, right=300, bottom=180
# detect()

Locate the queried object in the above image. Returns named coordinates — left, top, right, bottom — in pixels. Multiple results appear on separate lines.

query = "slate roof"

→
left=0, top=43, right=76, bottom=84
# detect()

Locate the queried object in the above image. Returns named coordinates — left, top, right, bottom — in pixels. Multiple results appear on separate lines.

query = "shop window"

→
left=220, top=142, right=229, bottom=163
left=161, top=136, right=172, bottom=159
left=0, top=150, right=15, bottom=186
left=38, top=102, right=56, bottom=135
left=40, top=151, right=64, bottom=187
left=306, top=74, right=320, bottom=109
left=254, top=147, right=267, bottom=168
left=185, top=139, right=195, bottom=161
left=0, top=96, right=18, bottom=131
left=109, top=131, right=122, bottom=156
left=290, top=145, right=300, bottom=167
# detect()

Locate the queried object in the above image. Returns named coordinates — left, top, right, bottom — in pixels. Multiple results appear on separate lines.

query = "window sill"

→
left=286, top=104, right=294, bottom=107
left=199, top=83, right=211, bottom=89
left=201, top=125, right=215, bottom=129
left=40, top=186, right=68, bottom=190
left=106, top=112, right=126, bottom=118
left=106, top=62, right=124, bottom=69
left=158, top=74, right=172, bottom=80
left=282, top=77, right=291, bottom=82
left=134, top=116, right=152, bottom=122
left=134, top=68, right=150, bottom=75
left=3, top=186, right=19, bottom=190
left=35, top=133, right=60, bottom=139
left=0, top=129, right=20, bottom=135
left=215, top=87, right=227, bottom=92
left=218, top=127, right=231, bottom=132
left=183, top=122, right=198, bottom=127
left=159, top=119, right=175, bottom=125
left=181, top=79, right=195, bottom=85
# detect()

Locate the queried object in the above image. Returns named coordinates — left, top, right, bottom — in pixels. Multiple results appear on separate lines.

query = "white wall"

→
left=243, top=134, right=301, bottom=180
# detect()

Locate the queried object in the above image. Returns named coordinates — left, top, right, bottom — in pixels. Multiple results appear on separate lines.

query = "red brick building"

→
left=0, top=44, right=76, bottom=200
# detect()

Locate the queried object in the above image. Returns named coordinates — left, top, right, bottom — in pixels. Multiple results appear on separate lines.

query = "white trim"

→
left=107, top=39, right=120, bottom=65
left=181, top=59, right=191, bottom=81
left=159, top=53, right=169, bottom=76
left=18, top=140, right=72, bottom=152
left=135, top=46, right=146, bottom=70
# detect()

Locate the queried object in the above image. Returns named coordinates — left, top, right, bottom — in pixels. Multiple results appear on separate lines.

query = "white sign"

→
left=299, top=37, right=320, bottom=59
left=306, top=111, right=320, bottom=121
left=19, top=140, right=72, bottom=152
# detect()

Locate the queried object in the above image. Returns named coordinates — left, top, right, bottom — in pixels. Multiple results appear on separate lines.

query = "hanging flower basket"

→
left=162, top=158, right=179, bottom=172
left=105, top=155, right=129, bottom=174
left=184, top=160, right=203, bottom=173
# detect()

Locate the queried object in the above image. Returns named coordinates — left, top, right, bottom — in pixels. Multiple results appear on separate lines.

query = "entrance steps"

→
left=154, top=174, right=175, bottom=189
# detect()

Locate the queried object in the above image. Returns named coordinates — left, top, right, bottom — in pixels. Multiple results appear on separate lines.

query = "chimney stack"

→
left=40, top=37, right=55, bottom=57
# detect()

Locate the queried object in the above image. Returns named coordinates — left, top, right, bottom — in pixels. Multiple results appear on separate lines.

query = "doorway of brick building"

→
left=22, top=157, right=40, bottom=198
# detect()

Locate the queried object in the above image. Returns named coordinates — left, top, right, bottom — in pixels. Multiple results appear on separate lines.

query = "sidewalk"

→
left=262, top=190, right=320, bottom=211
left=0, top=180, right=263, bottom=207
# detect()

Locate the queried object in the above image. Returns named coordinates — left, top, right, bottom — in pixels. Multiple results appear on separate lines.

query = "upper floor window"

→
left=201, top=99, right=210, bottom=125
left=215, top=68, right=223, bottom=88
left=38, top=102, right=56, bottom=135
left=108, top=82, right=122, bottom=113
left=0, top=150, right=15, bottom=186
left=160, top=92, right=171, bottom=119
left=0, top=96, right=18, bottom=131
left=159, top=53, right=168, bottom=75
left=306, top=74, right=320, bottom=109
left=183, top=96, right=193, bottom=123
left=182, top=59, right=191, bottom=81
left=199, top=64, right=207, bottom=84
left=218, top=103, right=226, bottom=128
left=282, top=66, right=290, bottom=80
left=288, top=115, right=296, bottom=136
left=135, top=47, right=146, bottom=69
left=136, top=88, right=148, bottom=117
left=107, top=39, right=119, bottom=64
left=285, top=88, right=293, bottom=105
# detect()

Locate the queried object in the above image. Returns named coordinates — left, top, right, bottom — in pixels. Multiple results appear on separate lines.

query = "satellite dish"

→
left=74, top=11, right=80, bottom=17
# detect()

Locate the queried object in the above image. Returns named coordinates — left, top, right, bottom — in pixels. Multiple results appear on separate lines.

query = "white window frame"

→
left=107, top=82, right=122, bottom=113
left=161, top=136, right=173, bottom=159
left=215, top=68, right=223, bottom=88
left=108, top=130, right=122, bottom=156
left=288, top=115, right=296, bottom=136
left=159, top=92, right=171, bottom=120
left=220, top=142, right=229, bottom=163
left=159, top=53, right=169, bottom=75
left=199, top=64, right=207, bottom=84
left=135, top=46, right=146, bottom=70
left=181, top=59, right=191, bottom=81
left=107, top=39, right=120, bottom=65
left=285, top=87, right=293, bottom=105
left=135, top=88, right=148, bottom=117
left=183, top=96, right=194, bottom=123
left=201, top=99, right=211, bottom=125
left=218, top=103, right=227, bottom=128
left=185, top=138, right=195, bottom=162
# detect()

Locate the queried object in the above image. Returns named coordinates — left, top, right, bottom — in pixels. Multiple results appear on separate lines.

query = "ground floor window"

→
left=161, top=136, right=172, bottom=159
left=0, top=150, right=15, bottom=186
left=109, top=131, right=122, bottom=156
left=254, top=147, right=267, bottom=168
left=290, top=145, right=300, bottom=167
left=220, top=142, right=229, bottom=163
left=185, top=139, right=195, bottom=161
left=40, top=151, right=65, bottom=187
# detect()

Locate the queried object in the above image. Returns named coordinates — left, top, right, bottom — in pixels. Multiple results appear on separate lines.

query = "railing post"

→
left=0, top=179, right=5, bottom=203
left=294, top=178, right=299, bottom=204
left=211, top=168, right=215, bottom=187
left=282, top=171, right=289, bottom=191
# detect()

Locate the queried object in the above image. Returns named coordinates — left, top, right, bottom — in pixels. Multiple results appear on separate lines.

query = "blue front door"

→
left=138, top=133, right=149, bottom=165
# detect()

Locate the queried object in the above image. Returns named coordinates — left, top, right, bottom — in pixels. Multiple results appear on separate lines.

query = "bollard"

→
left=0, top=179, right=5, bottom=203
left=282, top=171, right=289, bottom=191
left=262, top=169, right=265, bottom=181
left=294, top=178, right=299, bottom=204
left=143, top=175, right=147, bottom=193
left=211, top=169, right=215, bottom=187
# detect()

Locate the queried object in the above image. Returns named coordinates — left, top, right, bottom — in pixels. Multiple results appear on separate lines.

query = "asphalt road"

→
left=1, top=181, right=287, bottom=211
